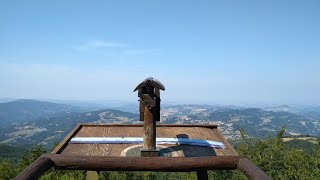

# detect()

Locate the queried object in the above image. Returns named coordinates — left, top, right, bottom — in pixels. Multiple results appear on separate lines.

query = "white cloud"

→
left=72, top=40, right=160, bottom=57
left=123, top=49, right=160, bottom=55
left=72, top=40, right=127, bottom=51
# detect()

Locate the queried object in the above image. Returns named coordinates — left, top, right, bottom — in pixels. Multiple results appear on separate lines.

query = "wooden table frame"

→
left=15, top=124, right=271, bottom=180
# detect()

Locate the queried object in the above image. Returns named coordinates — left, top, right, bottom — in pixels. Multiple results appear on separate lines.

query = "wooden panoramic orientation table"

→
left=15, top=78, right=271, bottom=180
left=16, top=123, right=271, bottom=180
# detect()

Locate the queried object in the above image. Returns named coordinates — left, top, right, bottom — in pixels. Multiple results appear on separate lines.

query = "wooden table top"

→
left=52, top=124, right=238, bottom=157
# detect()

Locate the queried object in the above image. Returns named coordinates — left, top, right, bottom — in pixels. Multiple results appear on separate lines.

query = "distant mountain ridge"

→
left=0, top=99, right=89, bottom=125
left=160, top=105, right=320, bottom=139
left=0, top=99, right=319, bottom=148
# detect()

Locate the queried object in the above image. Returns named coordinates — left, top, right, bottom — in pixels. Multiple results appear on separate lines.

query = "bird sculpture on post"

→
left=134, top=77, right=165, bottom=157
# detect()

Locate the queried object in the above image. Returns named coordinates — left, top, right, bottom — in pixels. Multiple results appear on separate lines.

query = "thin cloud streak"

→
left=123, top=49, right=160, bottom=55
left=72, top=40, right=127, bottom=51
left=72, top=40, right=160, bottom=57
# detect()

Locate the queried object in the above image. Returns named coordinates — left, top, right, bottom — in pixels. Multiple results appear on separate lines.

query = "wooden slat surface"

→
left=55, top=124, right=238, bottom=157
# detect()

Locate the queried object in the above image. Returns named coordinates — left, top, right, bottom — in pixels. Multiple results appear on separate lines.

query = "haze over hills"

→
left=0, top=99, right=92, bottom=125
left=0, top=99, right=319, bottom=148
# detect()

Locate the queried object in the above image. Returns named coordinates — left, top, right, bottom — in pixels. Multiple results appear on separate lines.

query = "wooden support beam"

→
left=197, top=170, right=208, bottom=180
left=14, top=156, right=54, bottom=180
left=86, top=171, right=99, bottom=180
left=50, top=155, right=241, bottom=172
left=142, top=107, right=157, bottom=153
left=237, top=158, right=272, bottom=180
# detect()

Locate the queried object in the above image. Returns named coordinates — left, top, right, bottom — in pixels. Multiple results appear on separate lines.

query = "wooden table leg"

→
left=86, top=171, right=99, bottom=180
left=197, top=170, right=208, bottom=180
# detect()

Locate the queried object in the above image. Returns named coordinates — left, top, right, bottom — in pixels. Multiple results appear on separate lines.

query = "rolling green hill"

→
left=0, top=108, right=139, bottom=148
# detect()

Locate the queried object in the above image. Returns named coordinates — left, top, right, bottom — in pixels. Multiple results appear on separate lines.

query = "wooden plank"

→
left=49, top=154, right=241, bottom=171
left=214, top=149, right=227, bottom=156
left=76, top=126, right=220, bottom=141
left=51, top=124, right=83, bottom=154
left=76, top=126, right=142, bottom=137
left=14, top=156, right=54, bottom=180
left=62, top=144, right=131, bottom=156
left=159, top=124, right=218, bottom=129
left=237, top=158, right=271, bottom=180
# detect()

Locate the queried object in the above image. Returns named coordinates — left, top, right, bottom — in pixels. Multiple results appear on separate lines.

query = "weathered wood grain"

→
left=14, top=155, right=270, bottom=180
left=50, top=154, right=241, bottom=171
left=143, top=107, right=156, bottom=151
left=14, top=156, right=54, bottom=180
left=59, top=124, right=236, bottom=157
left=81, top=124, right=218, bottom=128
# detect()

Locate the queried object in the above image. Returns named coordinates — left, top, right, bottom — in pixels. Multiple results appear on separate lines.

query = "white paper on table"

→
left=69, top=137, right=225, bottom=149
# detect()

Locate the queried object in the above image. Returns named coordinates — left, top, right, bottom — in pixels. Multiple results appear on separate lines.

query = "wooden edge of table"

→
left=15, top=155, right=271, bottom=179
left=81, top=123, right=218, bottom=128
left=50, top=123, right=219, bottom=154
left=51, top=124, right=83, bottom=154
left=214, top=128, right=239, bottom=156
left=49, top=154, right=242, bottom=171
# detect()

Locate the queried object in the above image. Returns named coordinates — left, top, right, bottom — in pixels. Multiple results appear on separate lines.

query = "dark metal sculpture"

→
left=134, top=77, right=165, bottom=157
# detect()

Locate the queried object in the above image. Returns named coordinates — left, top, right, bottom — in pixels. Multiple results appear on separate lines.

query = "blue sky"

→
left=0, top=0, right=319, bottom=104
